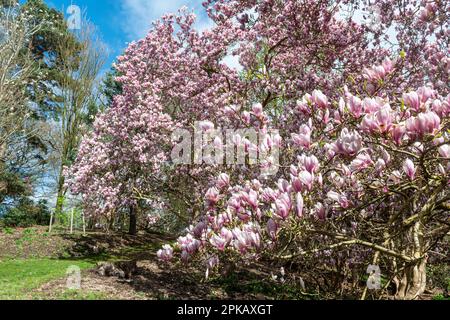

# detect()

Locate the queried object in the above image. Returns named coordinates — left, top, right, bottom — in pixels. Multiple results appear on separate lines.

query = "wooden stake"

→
left=82, top=211, right=86, bottom=236
left=49, top=212, right=54, bottom=233
left=70, top=208, right=74, bottom=234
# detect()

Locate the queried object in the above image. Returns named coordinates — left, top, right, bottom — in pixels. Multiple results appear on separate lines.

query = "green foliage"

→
left=433, top=294, right=450, bottom=301
left=1, top=199, right=50, bottom=228
left=211, top=272, right=317, bottom=300
left=20, top=0, right=82, bottom=120
left=55, top=206, right=84, bottom=230
left=101, top=66, right=123, bottom=108
left=428, top=262, right=450, bottom=294
left=1, top=226, right=14, bottom=234
left=0, top=171, right=31, bottom=204
left=0, top=0, right=17, bottom=8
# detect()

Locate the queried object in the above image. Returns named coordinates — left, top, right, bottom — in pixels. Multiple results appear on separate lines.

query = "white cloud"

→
left=120, top=0, right=214, bottom=40
left=119, top=0, right=244, bottom=72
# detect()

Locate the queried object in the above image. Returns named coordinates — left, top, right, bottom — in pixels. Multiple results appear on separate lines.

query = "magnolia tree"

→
left=67, top=0, right=449, bottom=298
left=159, top=86, right=450, bottom=299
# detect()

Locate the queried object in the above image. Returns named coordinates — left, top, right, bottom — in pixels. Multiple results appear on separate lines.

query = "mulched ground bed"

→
left=0, top=226, right=75, bottom=260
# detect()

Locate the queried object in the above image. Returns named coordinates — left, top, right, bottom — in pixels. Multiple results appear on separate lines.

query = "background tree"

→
left=0, top=2, right=44, bottom=211
left=51, top=21, right=107, bottom=223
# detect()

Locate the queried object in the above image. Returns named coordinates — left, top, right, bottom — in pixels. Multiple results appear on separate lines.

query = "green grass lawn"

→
left=0, top=259, right=95, bottom=300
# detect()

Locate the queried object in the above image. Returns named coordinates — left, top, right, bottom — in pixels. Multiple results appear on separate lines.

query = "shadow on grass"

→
left=56, top=231, right=175, bottom=263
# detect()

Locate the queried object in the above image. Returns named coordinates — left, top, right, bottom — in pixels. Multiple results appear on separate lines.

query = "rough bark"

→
left=129, top=205, right=137, bottom=235
left=395, top=257, right=428, bottom=300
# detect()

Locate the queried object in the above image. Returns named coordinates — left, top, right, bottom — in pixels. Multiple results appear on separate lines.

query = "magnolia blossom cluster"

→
left=158, top=86, right=450, bottom=270
left=67, top=0, right=448, bottom=221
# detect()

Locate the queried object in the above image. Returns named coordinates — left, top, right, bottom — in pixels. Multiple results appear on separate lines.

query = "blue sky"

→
left=40, top=0, right=213, bottom=73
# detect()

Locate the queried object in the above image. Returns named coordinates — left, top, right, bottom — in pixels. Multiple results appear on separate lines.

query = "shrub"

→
left=1, top=199, right=51, bottom=228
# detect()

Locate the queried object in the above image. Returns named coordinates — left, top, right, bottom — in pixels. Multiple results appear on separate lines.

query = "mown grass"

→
left=53, top=290, right=110, bottom=300
left=0, top=259, right=95, bottom=300
left=0, top=227, right=162, bottom=300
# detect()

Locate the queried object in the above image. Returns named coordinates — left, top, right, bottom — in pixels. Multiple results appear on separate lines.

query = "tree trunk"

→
left=70, top=208, right=74, bottom=234
left=49, top=211, right=54, bottom=233
left=54, top=170, right=66, bottom=223
left=82, top=212, right=86, bottom=236
left=395, top=257, right=427, bottom=300
left=129, top=205, right=137, bottom=235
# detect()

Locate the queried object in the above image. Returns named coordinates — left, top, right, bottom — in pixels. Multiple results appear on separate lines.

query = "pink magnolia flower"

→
left=290, top=165, right=299, bottom=176
left=314, top=203, right=327, bottom=220
left=241, top=190, right=258, bottom=208
left=252, top=103, right=263, bottom=116
left=431, top=99, right=450, bottom=116
left=362, top=97, right=384, bottom=114
left=192, top=221, right=207, bottom=238
left=363, top=58, right=393, bottom=81
left=299, top=155, right=320, bottom=173
left=207, top=256, right=219, bottom=269
left=403, top=159, right=416, bottom=180
left=221, top=227, right=233, bottom=243
left=206, top=187, right=220, bottom=205
left=277, top=179, right=291, bottom=193
left=348, top=95, right=363, bottom=117
left=274, top=193, right=292, bottom=220
left=317, top=173, right=323, bottom=186
left=291, top=176, right=302, bottom=193
left=375, top=158, right=386, bottom=173
left=217, top=173, right=230, bottom=189
left=403, top=91, right=421, bottom=111
left=312, top=90, right=328, bottom=109
left=292, top=125, right=312, bottom=149
left=228, top=196, right=242, bottom=212
left=232, top=134, right=242, bottom=147
left=213, top=212, right=232, bottom=229
left=417, top=86, right=434, bottom=103
left=299, top=171, right=314, bottom=191
left=261, top=187, right=279, bottom=202
left=389, top=170, right=403, bottom=184
left=322, top=108, right=330, bottom=124
left=267, top=219, right=278, bottom=240
left=214, top=136, right=223, bottom=149
left=157, top=245, right=174, bottom=262
left=360, top=114, right=378, bottom=132
left=327, top=191, right=349, bottom=209
left=273, top=133, right=282, bottom=147
left=180, top=251, right=190, bottom=263
left=382, top=58, right=394, bottom=73
left=375, top=107, right=393, bottom=133
left=210, top=234, right=228, bottom=251
left=242, top=111, right=251, bottom=124
left=350, top=153, right=373, bottom=171
left=178, top=234, right=201, bottom=254
left=391, top=124, right=406, bottom=145
left=232, top=227, right=261, bottom=252
left=333, top=128, right=362, bottom=156
left=438, top=145, right=450, bottom=158
left=406, top=112, right=441, bottom=137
